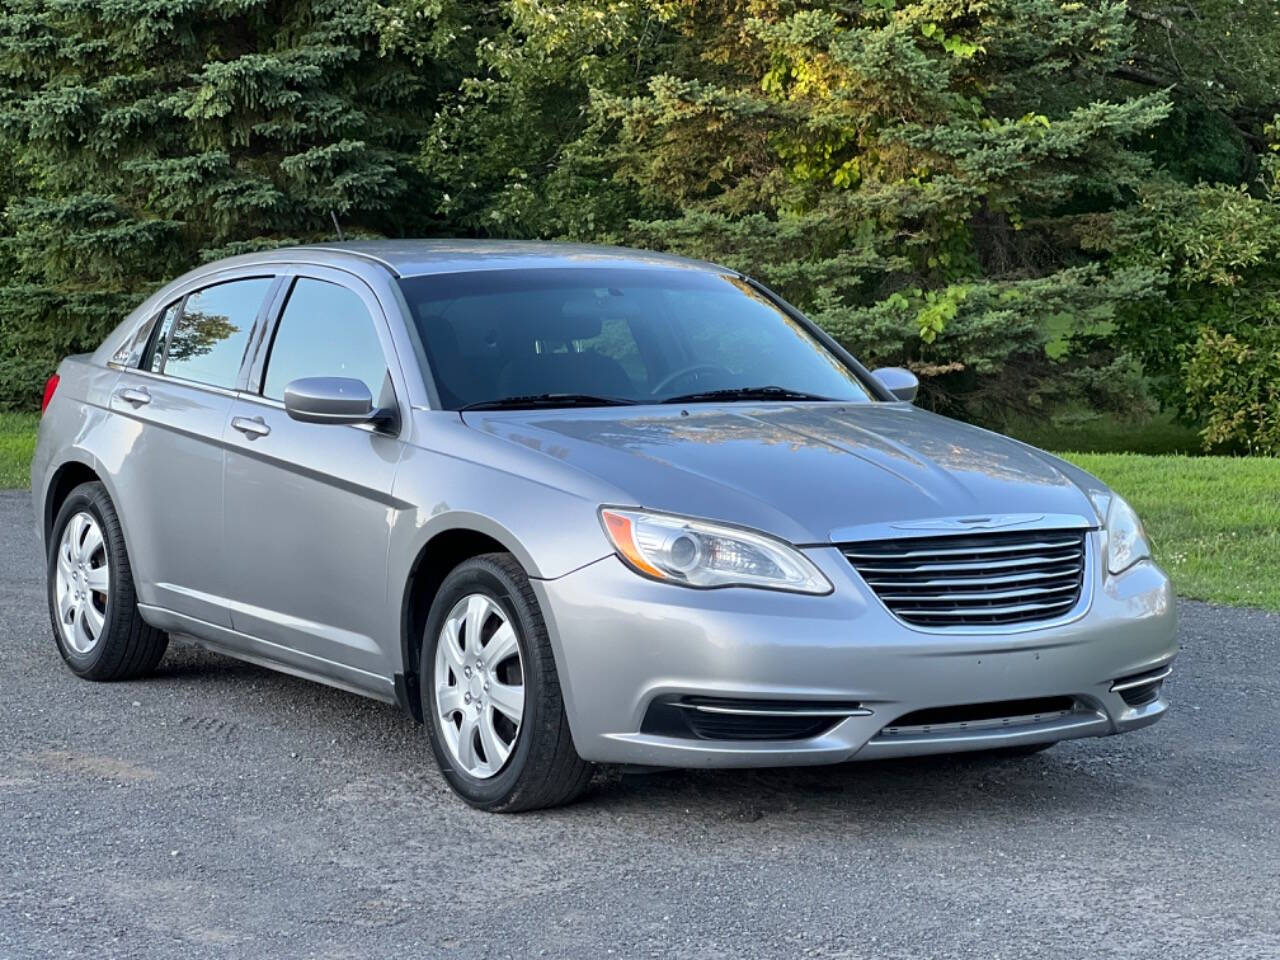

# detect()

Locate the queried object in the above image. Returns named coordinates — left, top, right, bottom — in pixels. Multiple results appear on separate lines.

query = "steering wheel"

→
left=650, top=363, right=732, bottom=396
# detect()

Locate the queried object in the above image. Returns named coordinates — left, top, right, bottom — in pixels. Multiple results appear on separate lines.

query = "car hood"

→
left=463, top=403, right=1099, bottom=544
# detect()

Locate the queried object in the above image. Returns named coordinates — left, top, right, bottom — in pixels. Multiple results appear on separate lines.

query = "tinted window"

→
left=162, top=278, right=273, bottom=388
left=397, top=268, right=872, bottom=409
left=262, top=279, right=389, bottom=401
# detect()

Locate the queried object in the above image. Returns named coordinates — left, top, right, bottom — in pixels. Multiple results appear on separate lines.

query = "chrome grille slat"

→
left=852, top=550, right=1082, bottom=575
left=891, top=598, right=1077, bottom=619
left=843, top=536, right=1082, bottom=560
left=843, top=528, right=1087, bottom=628
left=860, top=562, right=1083, bottom=588
left=876, top=583, right=1081, bottom=603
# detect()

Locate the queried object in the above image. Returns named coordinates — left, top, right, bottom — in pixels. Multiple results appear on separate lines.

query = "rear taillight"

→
left=41, top=374, right=60, bottom=415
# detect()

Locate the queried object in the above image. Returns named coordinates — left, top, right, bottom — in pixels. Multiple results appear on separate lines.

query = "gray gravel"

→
left=1, top=489, right=1278, bottom=959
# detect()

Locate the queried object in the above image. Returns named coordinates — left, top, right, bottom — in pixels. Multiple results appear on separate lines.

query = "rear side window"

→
left=261, top=278, right=389, bottom=402
left=162, top=278, right=273, bottom=389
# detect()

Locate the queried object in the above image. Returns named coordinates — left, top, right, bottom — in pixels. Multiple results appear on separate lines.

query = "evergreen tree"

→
left=422, top=1, right=1175, bottom=419
left=0, top=0, right=448, bottom=406
left=597, top=1, right=1173, bottom=417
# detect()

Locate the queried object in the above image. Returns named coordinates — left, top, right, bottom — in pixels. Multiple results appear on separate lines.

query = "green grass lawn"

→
left=0, top=412, right=38, bottom=489
left=1063, top=452, right=1280, bottom=611
left=1, top=411, right=1276, bottom=609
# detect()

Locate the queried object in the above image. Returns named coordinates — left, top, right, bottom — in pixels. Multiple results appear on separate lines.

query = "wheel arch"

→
left=397, top=524, right=527, bottom=722
left=37, top=446, right=159, bottom=620
left=43, top=456, right=106, bottom=544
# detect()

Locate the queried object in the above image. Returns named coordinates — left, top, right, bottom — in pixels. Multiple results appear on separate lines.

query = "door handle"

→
left=116, top=386, right=151, bottom=406
left=231, top=416, right=271, bottom=439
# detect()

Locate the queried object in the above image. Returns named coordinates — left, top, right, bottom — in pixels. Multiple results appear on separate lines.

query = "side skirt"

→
left=137, top=603, right=398, bottom=706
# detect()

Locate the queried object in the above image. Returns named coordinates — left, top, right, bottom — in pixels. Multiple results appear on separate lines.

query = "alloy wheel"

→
left=433, top=593, right=525, bottom=779
left=54, top=511, right=110, bottom=655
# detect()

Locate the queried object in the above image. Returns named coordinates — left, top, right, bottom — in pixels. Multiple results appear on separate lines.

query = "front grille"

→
left=842, top=528, right=1087, bottom=627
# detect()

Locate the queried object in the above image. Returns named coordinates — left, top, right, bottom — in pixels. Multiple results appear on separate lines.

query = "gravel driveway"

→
left=1, top=489, right=1277, bottom=959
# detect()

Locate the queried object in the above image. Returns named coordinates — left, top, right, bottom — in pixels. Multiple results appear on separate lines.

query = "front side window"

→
left=397, top=268, right=873, bottom=409
left=162, top=278, right=273, bottom=388
left=261, top=278, right=389, bottom=402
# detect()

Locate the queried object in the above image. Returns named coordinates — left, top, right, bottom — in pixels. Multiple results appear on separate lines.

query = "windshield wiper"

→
left=459, top=393, right=640, bottom=412
left=661, top=385, right=840, bottom=405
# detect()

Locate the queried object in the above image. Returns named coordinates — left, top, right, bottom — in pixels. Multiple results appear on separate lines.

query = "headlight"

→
left=599, top=508, right=832, bottom=594
left=1104, top=494, right=1152, bottom=574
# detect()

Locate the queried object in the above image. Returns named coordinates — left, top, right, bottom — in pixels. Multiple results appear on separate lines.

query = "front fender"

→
left=389, top=415, right=620, bottom=582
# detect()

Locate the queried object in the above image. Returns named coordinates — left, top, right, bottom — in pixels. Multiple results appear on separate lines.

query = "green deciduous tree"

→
left=1121, top=1, right=1280, bottom=182
left=1086, top=120, right=1280, bottom=453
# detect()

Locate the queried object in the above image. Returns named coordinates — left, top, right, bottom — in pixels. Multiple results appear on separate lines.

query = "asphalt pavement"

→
left=1, top=489, right=1277, bottom=959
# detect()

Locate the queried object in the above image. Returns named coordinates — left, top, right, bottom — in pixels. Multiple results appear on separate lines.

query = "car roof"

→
left=233, top=240, right=732, bottom=279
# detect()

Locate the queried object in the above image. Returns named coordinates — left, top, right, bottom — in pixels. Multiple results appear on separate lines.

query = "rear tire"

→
left=420, top=553, right=592, bottom=812
left=46, top=482, right=168, bottom=681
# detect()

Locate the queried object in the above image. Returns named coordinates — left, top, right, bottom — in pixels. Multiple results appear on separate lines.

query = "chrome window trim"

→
left=118, top=366, right=240, bottom=400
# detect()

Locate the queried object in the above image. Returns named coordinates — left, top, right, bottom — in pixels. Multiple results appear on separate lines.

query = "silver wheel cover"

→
left=54, top=511, right=110, bottom=655
left=433, top=593, right=525, bottom=779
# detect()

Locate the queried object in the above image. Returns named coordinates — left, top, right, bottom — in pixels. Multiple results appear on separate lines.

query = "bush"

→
left=1084, top=120, right=1280, bottom=452
left=1185, top=327, right=1280, bottom=454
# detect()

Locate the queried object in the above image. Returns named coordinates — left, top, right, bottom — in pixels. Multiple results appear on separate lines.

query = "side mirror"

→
left=283, top=377, right=379, bottom=425
left=872, top=367, right=919, bottom=403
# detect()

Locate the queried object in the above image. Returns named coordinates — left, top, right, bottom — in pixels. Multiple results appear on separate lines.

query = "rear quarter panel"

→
left=31, top=356, right=122, bottom=552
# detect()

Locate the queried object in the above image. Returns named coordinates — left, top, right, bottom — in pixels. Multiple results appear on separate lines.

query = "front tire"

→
left=47, top=481, right=168, bottom=680
left=420, top=553, right=591, bottom=812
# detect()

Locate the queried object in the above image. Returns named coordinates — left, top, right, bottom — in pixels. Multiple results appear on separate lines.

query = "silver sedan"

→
left=30, top=241, right=1176, bottom=811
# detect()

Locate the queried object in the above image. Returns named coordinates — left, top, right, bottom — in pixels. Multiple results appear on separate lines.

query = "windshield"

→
left=397, top=268, right=875, bottom=409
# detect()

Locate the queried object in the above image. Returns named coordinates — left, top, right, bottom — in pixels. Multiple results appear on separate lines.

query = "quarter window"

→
left=113, top=304, right=166, bottom=368
left=162, top=278, right=273, bottom=388
left=143, top=302, right=182, bottom=373
left=262, top=278, right=389, bottom=402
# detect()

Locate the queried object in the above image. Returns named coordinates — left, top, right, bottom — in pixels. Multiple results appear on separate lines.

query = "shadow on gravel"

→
left=142, top=641, right=1142, bottom=828
left=580, top=748, right=1122, bottom=825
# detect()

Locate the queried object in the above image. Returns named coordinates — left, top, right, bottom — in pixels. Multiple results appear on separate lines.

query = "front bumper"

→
left=532, top=534, right=1177, bottom=767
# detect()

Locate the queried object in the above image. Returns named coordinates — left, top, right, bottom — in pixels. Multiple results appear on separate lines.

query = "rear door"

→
left=221, top=269, right=406, bottom=684
left=108, top=274, right=279, bottom=627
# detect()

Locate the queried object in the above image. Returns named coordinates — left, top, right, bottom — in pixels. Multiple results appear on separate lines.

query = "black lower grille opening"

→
left=1112, top=666, right=1171, bottom=707
left=1118, top=682, right=1163, bottom=707
left=889, top=696, right=1076, bottom=729
left=641, top=696, right=860, bottom=742
left=685, top=712, right=836, bottom=741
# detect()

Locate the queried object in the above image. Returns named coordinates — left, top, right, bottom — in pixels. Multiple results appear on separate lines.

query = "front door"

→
left=221, top=273, right=404, bottom=686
